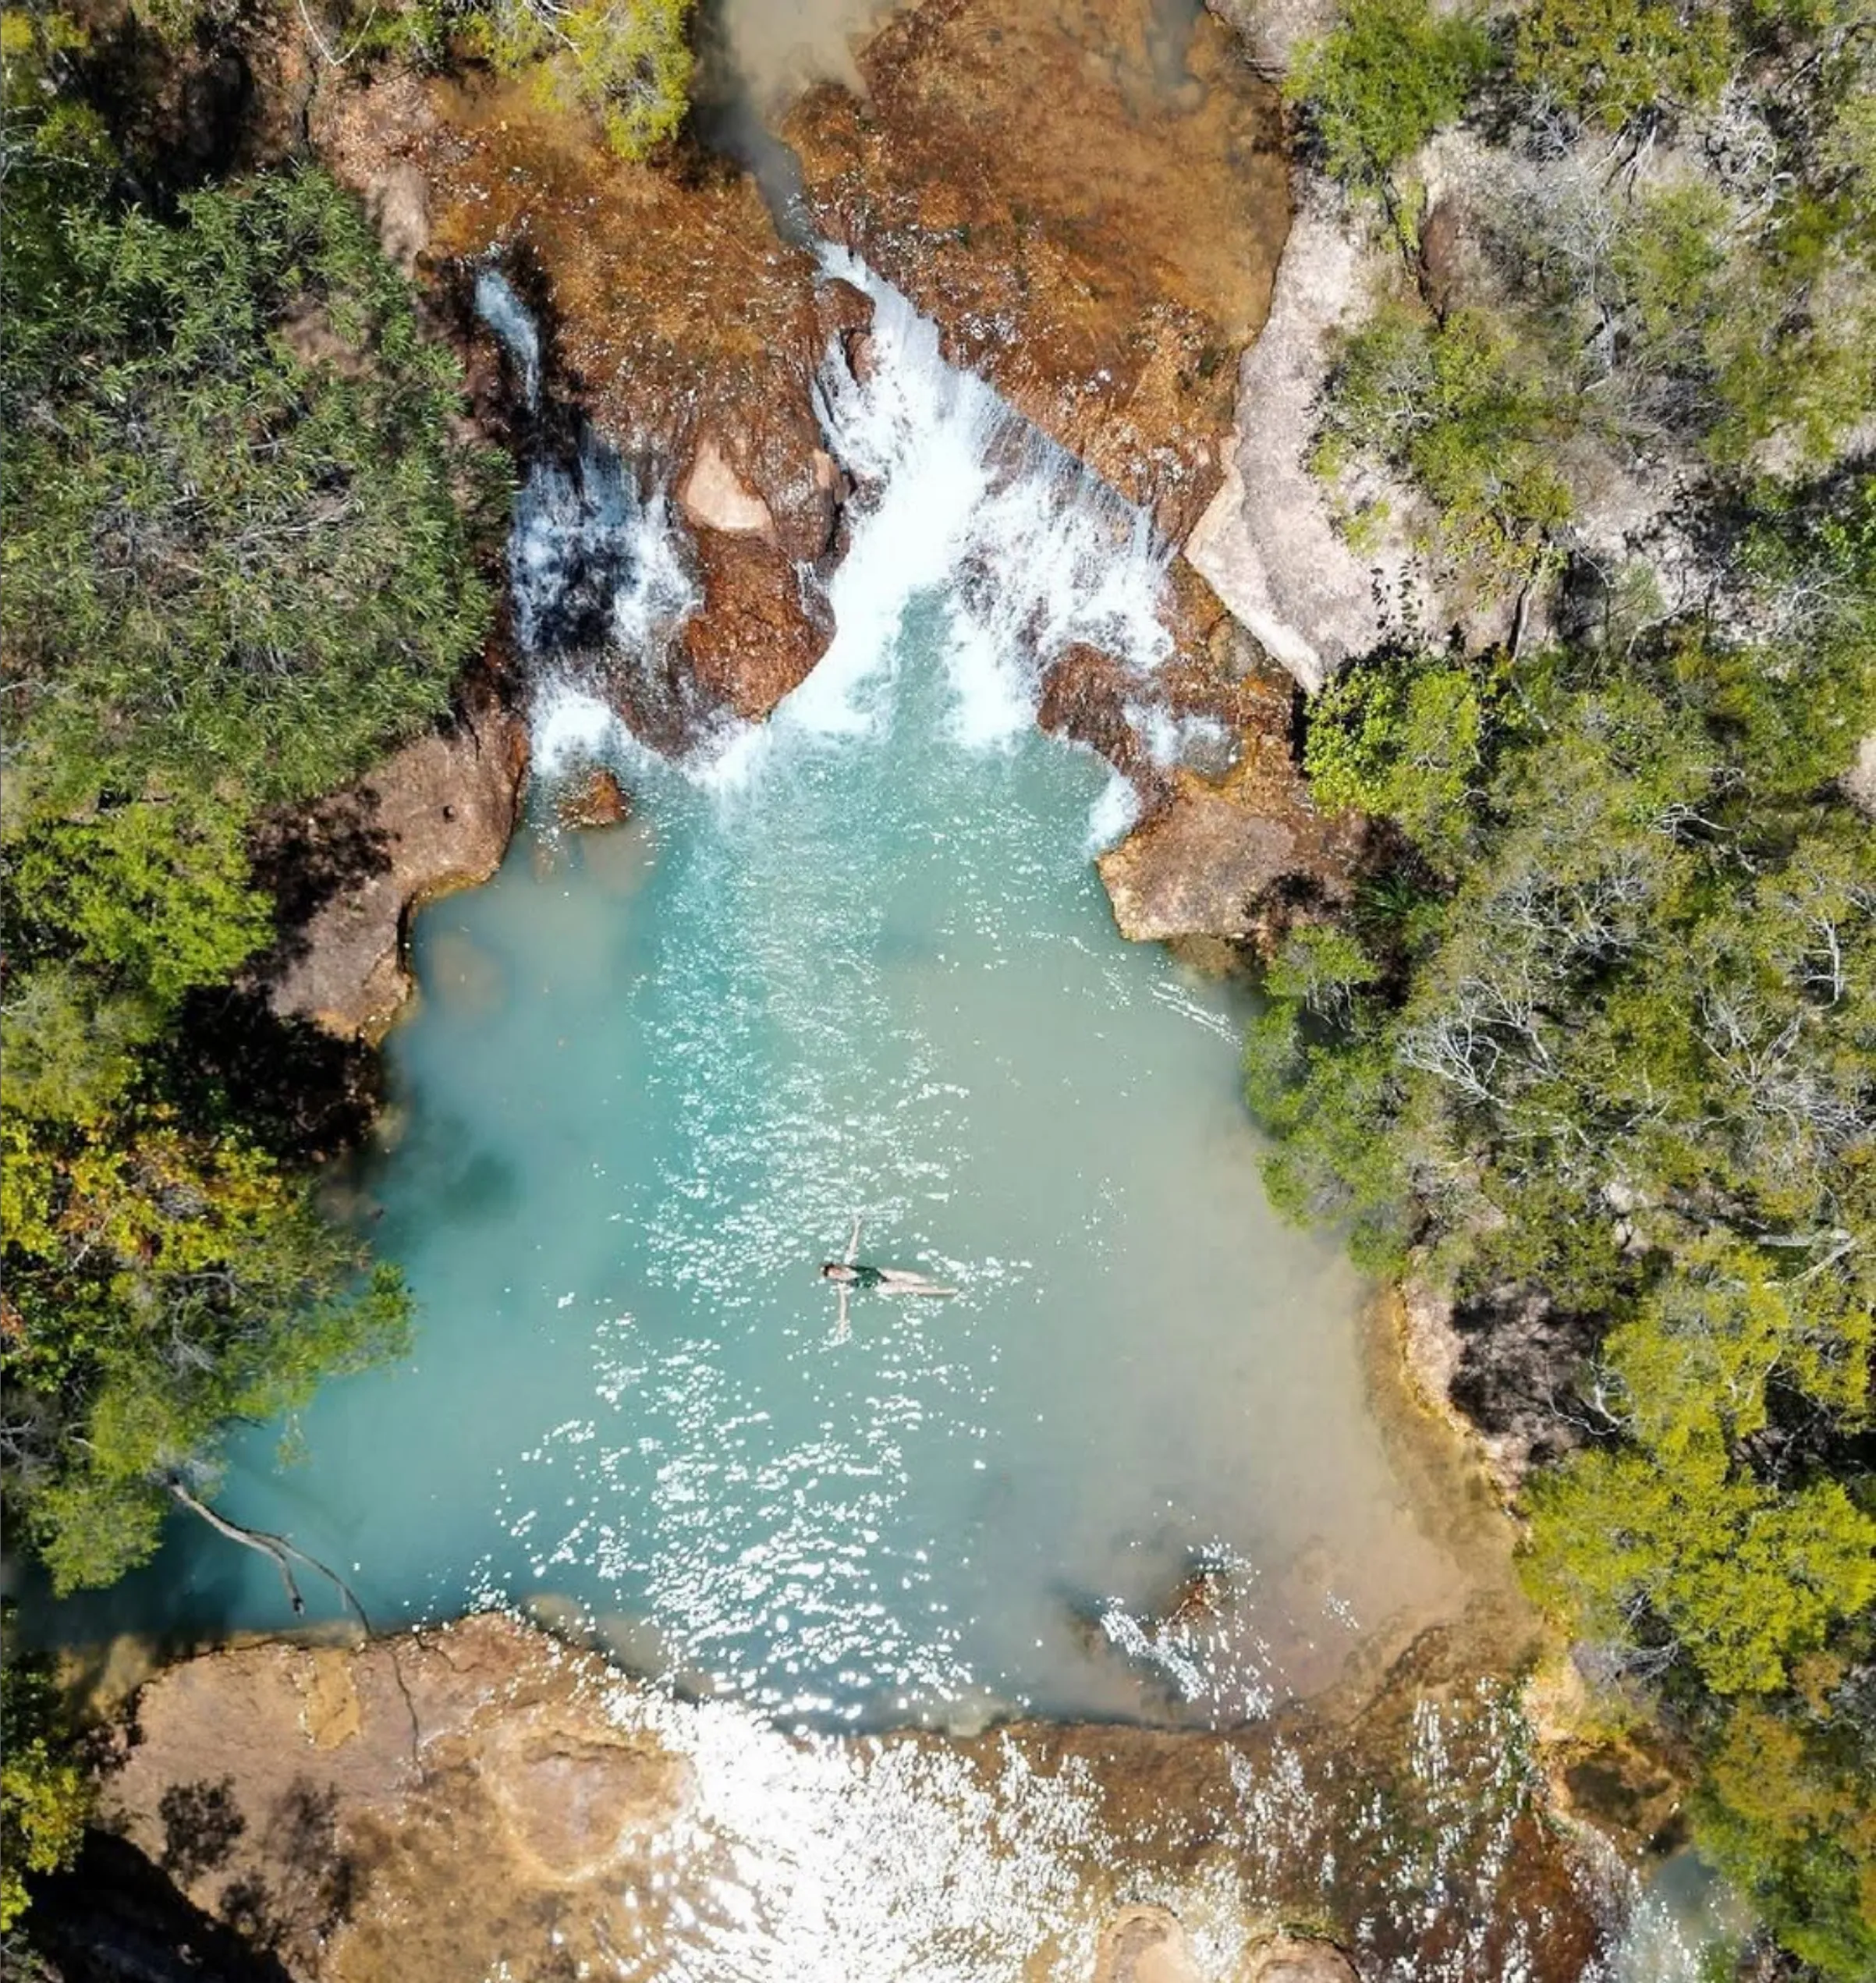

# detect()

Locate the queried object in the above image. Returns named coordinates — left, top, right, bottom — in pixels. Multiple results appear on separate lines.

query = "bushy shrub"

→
left=0, top=1623, right=90, bottom=1932
left=0, top=149, right=476, bottom=1608
left=1514, top=0, right=1736, bottom=130
left=1257, top=566, right=1876, bottom=1974
left=1604, top=176, right=1876, bottom=465
left=1287, top=0, right=1493, bottom=193
left=1315, top=300, right=1575, bottom=592
left=459, top=0, right=693, bottom=158
left=1303, top=646, right=1497, bottom=867
left=2, top=167, right=502, bottom=814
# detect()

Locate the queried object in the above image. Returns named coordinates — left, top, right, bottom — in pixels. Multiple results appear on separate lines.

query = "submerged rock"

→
left=1244, top=1934, right=1361, bottom=1982
left=786, top=0, right=1291, bottom=541
left=556, top=766, right=630, bottom=831
left=262, top=701, right=529, bottom=1044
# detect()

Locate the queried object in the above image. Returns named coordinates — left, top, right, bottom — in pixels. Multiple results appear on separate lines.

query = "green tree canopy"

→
left=1288, top=0, right=1494, bottom=193
left=0, top=132, right=488, bottom=1607
left=1513, top=0, right=1736, bottom=130
left=1253, top=476, right=1876, bottom=1974
left=1, top=161, right=502, bottom=816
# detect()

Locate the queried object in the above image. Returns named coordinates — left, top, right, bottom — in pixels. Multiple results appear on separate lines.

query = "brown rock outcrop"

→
left=1098, top=772, right=1303, bottom=942
left=679, top=435, right=778, bottom=539
left=556, top=766, right=630, bottom=831
left=1091, top=1904, right=1205, bottom=1983
left=1097, top=734, right=1364, bottom=945
left=1244, top=1934, right=1362, bottom=1983
left=1041, top=576, right=1364, bottom=952
left=264, top=702, right=529, bottom=1043
left=786, top=0, right=1292, bottom=540
left=682, top=528, right=835, bottom=718
left=96, top=1617, right=690, bottom=1981
left=1040, top=620, right=1298, bottom=812
left=82, top=1612, right=1612, bottom=1983
left=310, top=71, right=857, bottom=725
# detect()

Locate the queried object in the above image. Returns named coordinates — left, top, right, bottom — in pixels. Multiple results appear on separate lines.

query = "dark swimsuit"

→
left=849, top=1264, right=886, bottom=1291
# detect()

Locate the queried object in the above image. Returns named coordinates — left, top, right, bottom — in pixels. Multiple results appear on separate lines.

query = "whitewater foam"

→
left=788, top=252, right=1173, bottom=751
left=530, top=678, right=630, bottom=779
left=519, top=252, right=1175, bottom=789
left=473, top=264, right=541, bottom=411
left=1084, top=768, right=1140, bottom=853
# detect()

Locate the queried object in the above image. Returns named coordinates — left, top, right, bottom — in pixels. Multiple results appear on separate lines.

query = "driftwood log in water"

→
left=165, top=1477, right=365, bottom=1624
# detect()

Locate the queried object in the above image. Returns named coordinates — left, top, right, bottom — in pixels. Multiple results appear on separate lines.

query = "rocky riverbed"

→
left=43, top=1610, right=1615, bottom=1982
left=267, top=0, right=1377, bottom=1047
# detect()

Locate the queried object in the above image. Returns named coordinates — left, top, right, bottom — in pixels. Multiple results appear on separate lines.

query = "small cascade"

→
left=490, top=250, right=1184, bottom=804
left=801, top=250, right=1173, bottom=750
left=471, top=263, right=701, bottom=755
left=505, top=433, right=696, bottom=668
left=473, top=266, right=541, bottom=411
left=488, top=247, right=1183, bottom=797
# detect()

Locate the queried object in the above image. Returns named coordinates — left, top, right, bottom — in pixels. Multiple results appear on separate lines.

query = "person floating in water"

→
left=821, top=1217, right=957, bottom=1341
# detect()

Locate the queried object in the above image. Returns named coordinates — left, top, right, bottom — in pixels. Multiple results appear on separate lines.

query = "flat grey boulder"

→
left=1183, top=186, right=1408, bottom=694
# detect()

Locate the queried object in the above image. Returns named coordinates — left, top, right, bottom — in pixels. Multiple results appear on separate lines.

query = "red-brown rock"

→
left=785, top=0, right=1292, bottom=540
left=680, top=529, right=833, bottom=720
left=556, top=767, right=630, bottom=831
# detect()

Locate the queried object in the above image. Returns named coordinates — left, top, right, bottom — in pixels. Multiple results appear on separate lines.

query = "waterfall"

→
left=473, top=265, right=541, bottom=410
left=796, top=248, right=1173, bottom=750
left=472, top=264, right=700, bottom=747
left=505, top=434, right=697, bottom=665
left=499, top=249, right=1179, bottom=808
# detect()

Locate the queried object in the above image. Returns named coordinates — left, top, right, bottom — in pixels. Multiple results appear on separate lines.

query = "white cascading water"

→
left=522, top=250, right=1181, bottom=832
left=473, top=266, right=541, bottom=410
left=501, top=431, right=698, bottom=665
left=474, top=264, right=700, bottom=700
left=799, top=247, right=1172, bottom=748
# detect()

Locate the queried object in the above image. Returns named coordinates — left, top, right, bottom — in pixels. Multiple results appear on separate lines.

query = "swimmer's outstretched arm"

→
left=845, top=1215, right=862, bottom=1265
left=834, top=1282, right=851, bottom=1342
